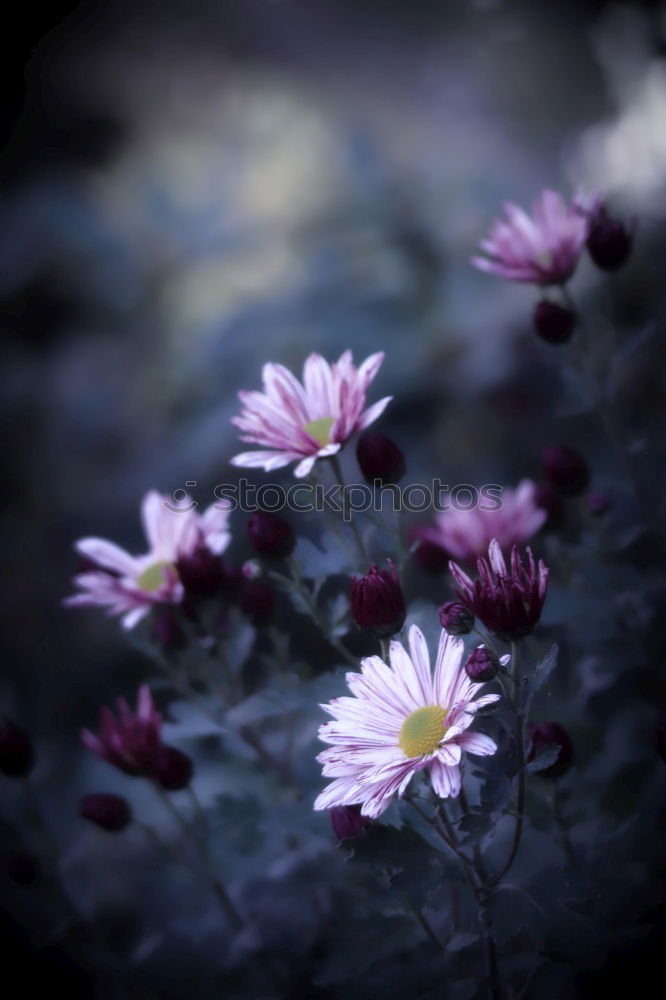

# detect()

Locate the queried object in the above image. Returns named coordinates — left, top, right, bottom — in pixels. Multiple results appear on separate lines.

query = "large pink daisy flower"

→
left=414, top=479, right=546, bottom=565
left=230, top=350, right=392, bottom=478
left=472, top=190, right=588, bottom=285
left=65, top=491, right=231, bottom=629
left=314, top=625, right=500, bottom=819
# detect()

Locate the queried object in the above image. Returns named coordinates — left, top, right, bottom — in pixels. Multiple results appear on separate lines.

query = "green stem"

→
left=490, top=641, right=526, bottom=884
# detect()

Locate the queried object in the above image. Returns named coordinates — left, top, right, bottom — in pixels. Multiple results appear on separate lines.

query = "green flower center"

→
left=136, top=561, right=175, bottom=592
left=304, top=417, right=335, bottom=447
left=399, top=705, right=448, bottom=758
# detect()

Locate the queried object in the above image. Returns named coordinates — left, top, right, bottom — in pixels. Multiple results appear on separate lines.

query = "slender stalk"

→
left=330, top=454, right=371, bottom=565
left=150, top=781, right=243, bottom=931
left=401, top=891, right=445, bottom=952
left=491, top=641, right=526, bottom=884
left=459, top=784, right=488, bottom=883
left=283, top=557, right=357, bottom=668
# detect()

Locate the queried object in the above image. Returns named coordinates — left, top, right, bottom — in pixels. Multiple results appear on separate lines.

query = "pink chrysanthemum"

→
left=414, top=480, right=546, bottom=565
left=314, top=625, right=500, bottom=819
left=472, top=190, right=588, bottom=285
left=230, top=350, right=392, bottom=478
left=65, top=491, right=231, bottom=629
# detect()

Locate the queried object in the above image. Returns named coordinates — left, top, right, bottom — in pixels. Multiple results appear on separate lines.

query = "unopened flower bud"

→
left=527, top=721, right=573, bottom=778
left=586, top=204, right=633, bottom=271
left=7, top=853, right=40, bottom=885
left=533, top=300, right=576, bottom=345
left=80, top=793, right=132, bottom=832
left=464, top=645, right=499, bottom=683
left=149, top=746, right=193, bottom=791
left=351, top=561, right=406, bottom=639
left=176, top=545, right=226, bottom=596
left=247, top=511, right=295, bottom=558
left=438, top=601, right=474, bottom=636
left=586, top=491, right=610, bottom=516
left=533, top=481, right=566, bottom=528
left=0, top=719, right=34, bottom=778
left=241, top=579, right=276, bottom=625
left=541, top=444, right=589, bottom=497
left=356, top=432, right=406, bottom=486
left=329, top=805, right=371, bottom=841
left=151, top=607, right=186, bottom=650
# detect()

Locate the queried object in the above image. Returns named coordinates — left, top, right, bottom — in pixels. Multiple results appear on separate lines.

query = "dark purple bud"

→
left=151, top=607, right=187, bottom=651
left=351, top=561, right=406, bottom=639
left=586, top=491, right=610, bottom=516
left=541, top=444, right=589, bottom=497
left=464, top=645, right=499, bottom=683
left=247, top=511, right=295, bottom=558
left=80, top=793, right=132, bottom=832
left=176, top=545, right=226, bottom=596
left=411, top=531, right=450, bottom=572
left=527, top=722, right=573, bottom=778
left=656, top=722, right=666, bottom=762
left=533, top=300, right=576, bottom=345
left=149, top=745, right=193, bottom=791
left=587, top=205, right=634, bottom=271
left=438, top=601, right=474, bottom=636
left=356, top=432, right=406, bottom=486
left=0, top=719, right=34, bottom=778
left=241, top=579, right=277, bottom=625
left=7, top=853, right=41, bottom=885
left=329, top=805, right=371, bottom=841
left=533, top=481, right=566, bottom=528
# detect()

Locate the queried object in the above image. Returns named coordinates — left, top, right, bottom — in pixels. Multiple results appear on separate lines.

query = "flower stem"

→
left=491, top=641, right=526, bottom=884
left=283, top=557, right=357, bottom=668
left=330, top=454, right=371, bottom=566
left=401, top=891, right=445, bottom=952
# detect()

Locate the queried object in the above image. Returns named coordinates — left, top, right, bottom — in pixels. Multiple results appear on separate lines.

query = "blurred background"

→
left=2, top=0, right=666, bottom=996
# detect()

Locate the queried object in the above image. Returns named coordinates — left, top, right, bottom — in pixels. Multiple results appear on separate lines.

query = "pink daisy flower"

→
left=65, top=491, right=231, bottom=629
left=414, top=479, right=546, bottom=565
left=472, top=190, right=588, bottom=285
left=314, top=625, right=500, bottom=819
left=230, top=350, right=392, bottom=478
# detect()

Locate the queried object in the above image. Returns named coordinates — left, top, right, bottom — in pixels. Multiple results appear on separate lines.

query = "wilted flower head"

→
left=351, top=561, right=406, bottom=639
left=314, top=625, right=499, bottom=819
left=415, top=480, right=546, bottom=565
left=450, top=540, right=549, bottom=642
left=472, top=190, right=588, bottom=285
left=81, top=685, right=191, bottom=788
left=65, top=491, right=231, bottom=629
left=230, top=350, right=391, bottom=478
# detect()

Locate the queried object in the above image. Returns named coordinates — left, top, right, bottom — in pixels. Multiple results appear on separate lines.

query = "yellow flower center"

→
left=136, top=561, right=175, bottom=592
left=304, top=417, right=335, bottom=447
left=398, top=705, right=448, bottom=758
